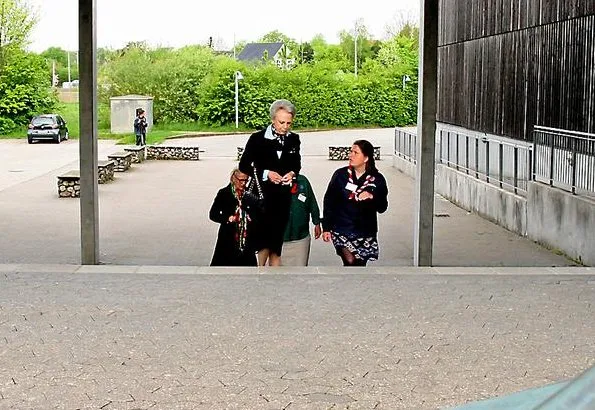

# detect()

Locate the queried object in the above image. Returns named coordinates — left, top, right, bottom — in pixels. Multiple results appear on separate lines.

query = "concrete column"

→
left=79, top=0, right=99, bottom=264
left=413, top=0, right=439, bottom=266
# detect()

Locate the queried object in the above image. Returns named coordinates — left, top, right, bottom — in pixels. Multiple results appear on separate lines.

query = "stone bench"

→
left=146, top=145, right=200, bottom=161
left=98, top=160, right=115, bottom=184
left=328, top=146, right=381, bottom=161
left=237, top=147, right=244, bottom=161
left=57, top=170, right=81, bottom=198
left=124, top=146, right=146, bottom=163
left=107, top=152, right=133, bottom=172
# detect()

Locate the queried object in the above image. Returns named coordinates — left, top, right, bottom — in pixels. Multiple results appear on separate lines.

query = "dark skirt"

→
left=331, top=231, right=379, bottom=262
left=251, top=182, right=292, bottom=255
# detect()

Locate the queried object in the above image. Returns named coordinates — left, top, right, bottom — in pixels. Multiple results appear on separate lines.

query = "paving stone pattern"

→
left=0, top=271, right=593, bottom=409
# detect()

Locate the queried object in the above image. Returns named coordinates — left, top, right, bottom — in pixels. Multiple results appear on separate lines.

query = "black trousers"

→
left=135, top=133, right=146, bottom=146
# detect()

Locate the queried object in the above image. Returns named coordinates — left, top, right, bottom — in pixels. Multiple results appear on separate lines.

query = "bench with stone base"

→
left=57, top=170, right=81, bottom=198
left=124, top=146, right=146, bottom=163
left=328, top=146, right=381, bottom=161
left=146, top=145, right=200, bottom=160
left=98, top=160, right=115, bottom=183
left=107, top=152, right=133, bottom=171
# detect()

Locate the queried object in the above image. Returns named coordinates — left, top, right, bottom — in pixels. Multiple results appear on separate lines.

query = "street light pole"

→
left=234, top=71, right=243, bottom=128
left=354, top=30, right=358, bottom=77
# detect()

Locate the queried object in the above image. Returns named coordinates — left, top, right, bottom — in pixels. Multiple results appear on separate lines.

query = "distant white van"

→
left=62, top=80, right=80, bottom=89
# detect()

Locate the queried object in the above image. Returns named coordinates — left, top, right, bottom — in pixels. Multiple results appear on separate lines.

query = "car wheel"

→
left=65, top=131, right=69, bottom=140
left=55, top=134, right=61, bottom=144
left=27, top=137, right=33, bottom=144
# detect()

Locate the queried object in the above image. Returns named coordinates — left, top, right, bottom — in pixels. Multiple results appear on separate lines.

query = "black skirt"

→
left=251, top=182, right=292, bottom=255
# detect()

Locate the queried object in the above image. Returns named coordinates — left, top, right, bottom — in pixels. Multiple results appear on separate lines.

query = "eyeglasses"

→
left=233, top=174, right=249, bottom=183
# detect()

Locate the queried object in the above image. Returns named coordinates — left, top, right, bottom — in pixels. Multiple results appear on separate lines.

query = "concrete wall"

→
left=110, top=96, right=153, bottom=134
left=393, top=155, right=527, bottom=235
left=527, top=182, right=595, bottom=265
left=393, top=154, right=594, bottom=265
left=435, top=164, right=527, bottom=235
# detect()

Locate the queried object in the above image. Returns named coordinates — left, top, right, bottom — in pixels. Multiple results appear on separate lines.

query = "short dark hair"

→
left=353, top=139, right=377, bottom=173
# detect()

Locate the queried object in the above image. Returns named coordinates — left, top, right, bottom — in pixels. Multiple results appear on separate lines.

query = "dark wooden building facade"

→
left=437, top=1, right=595, bottom=140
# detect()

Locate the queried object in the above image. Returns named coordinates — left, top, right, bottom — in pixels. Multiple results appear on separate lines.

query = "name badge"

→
left=345, top=182, right=358, bottom=192
left=298, top=193, right=306, bottom=202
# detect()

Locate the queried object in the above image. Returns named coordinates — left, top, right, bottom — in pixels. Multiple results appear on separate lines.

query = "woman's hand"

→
left=356, top=191, right=374, bottom=201
left=267, top=171, right=283, bottom=184
left=322, top=231, right=332, bottom=242
left=281, top=171, right=295, bottom=185
left=228, top=215, right=237, bottom=223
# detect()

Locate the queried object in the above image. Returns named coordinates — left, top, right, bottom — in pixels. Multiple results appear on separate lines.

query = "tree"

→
left=296, top=42, right=314, bottom=64
left=384, top=9, right=419, bottom=40
left=0, top=49, right=56, bottom=133
left=0, top=0, right=55, bottom=134
left=377, top=30, right=418, bottom=73
left=259, top=30, right=298, bottom=53
left=41, top=46, right=79, bottom=85
left=339, top=21, right=379, bottom=74
left=0, top=0, right=37, bottom=69
left=310, top=35, right=350, bottom=71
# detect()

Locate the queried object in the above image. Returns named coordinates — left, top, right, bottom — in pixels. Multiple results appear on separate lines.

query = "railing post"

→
left=571, top=137, right=578, bottom=195
left=447, top=131, right=451, bottom=166
left=498, top=143, right=503, bottom=188
left=486, top=140, right=490, bottom=183
left=549, top=132, right=555, bottom=186
left=513, top=146, right=519, bottom=194
left=465, top=135, right=470, bottom=174
left=439, top=130, right=443, bottom=163
left=475, top=138, right=479, bottom=178
left=531, top=135, right=536, bottom=182
left=456, top=132, right=460, bottom=171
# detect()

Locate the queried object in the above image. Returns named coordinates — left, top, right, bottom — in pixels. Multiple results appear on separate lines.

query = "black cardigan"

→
left=238, top=128, right=301, bottom=180
left=322, top=166, right=388, bottom=237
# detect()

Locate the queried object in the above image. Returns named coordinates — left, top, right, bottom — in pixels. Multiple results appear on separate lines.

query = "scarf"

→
left=231, top=185, right=249, bottom=251
left=347, top=166, right=376, bottom=201
left=271, top=125, right=286, bottom=147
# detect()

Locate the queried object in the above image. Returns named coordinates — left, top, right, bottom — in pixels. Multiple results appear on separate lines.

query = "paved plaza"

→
left=0, top=129, right=575, bottom=267
left=0, top=129, right=592, bottom=409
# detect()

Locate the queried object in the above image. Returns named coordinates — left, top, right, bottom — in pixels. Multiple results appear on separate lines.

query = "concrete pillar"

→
left=79, top=0, right=99, bottom=264
left=414, top=0, right=439, bottom=266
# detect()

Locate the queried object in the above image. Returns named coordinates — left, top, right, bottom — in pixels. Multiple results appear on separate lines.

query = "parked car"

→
left=27, top=114, right=69, bottom=144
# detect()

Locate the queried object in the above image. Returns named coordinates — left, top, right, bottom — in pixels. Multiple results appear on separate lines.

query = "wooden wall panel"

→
left=437, top=2, right=595, bottom=140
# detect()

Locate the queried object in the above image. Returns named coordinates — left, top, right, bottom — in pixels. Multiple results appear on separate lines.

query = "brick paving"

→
left=0, top=266, right=593, bottom=409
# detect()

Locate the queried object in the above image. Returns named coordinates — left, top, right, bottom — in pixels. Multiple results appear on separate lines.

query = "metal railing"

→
left=394, top=128, right=418, bottom=163
left=532, top=126, right=595, bottom=196
left=394, top=128, right=533, bottom=196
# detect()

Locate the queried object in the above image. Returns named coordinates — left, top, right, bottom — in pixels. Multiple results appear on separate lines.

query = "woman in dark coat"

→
left=209, top=168, right=257, bottom=266
left=239, top=99, right=301, bottom=266
left=322, top=140, right=388, bottom=266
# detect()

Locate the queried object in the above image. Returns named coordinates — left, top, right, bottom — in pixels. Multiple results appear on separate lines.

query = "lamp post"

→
left=402, top=74, right=411, bottom=90
left=234, top=70, right=243, bottom=128
left=354, top=28, right=358, bottom=77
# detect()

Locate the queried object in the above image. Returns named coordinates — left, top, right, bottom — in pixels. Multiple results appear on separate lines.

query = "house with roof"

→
left=237, top=42, right=295, bottom=69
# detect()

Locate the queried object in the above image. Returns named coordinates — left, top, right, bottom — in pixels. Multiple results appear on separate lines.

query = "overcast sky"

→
left=27, top=0, right=420, bottom=52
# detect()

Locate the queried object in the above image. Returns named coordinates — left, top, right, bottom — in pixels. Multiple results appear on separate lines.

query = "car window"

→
left=32, top=117, right=56, bottom=126
left=56, top=116, right=64, bottom=124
